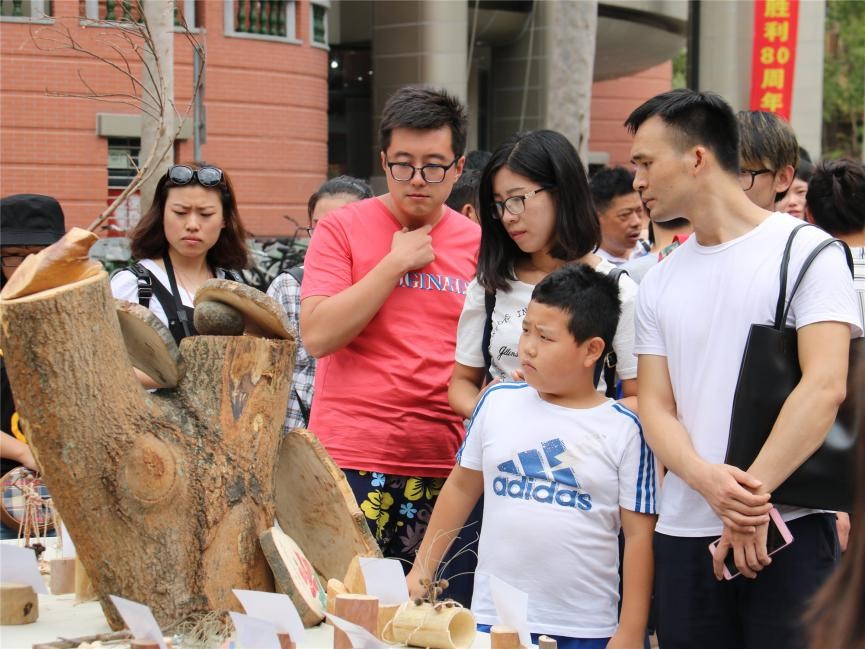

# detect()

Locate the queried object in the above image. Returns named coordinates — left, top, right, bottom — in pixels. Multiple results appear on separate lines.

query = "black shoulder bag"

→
left=592, top=267, right=627, bottom=398
left=725, top=224, right=859, bottom=511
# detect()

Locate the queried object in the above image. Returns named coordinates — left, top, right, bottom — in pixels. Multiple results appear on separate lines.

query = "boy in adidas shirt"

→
left=407, top=264, right=657, bottom=649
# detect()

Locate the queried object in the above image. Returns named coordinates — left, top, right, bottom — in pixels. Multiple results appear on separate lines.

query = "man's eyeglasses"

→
left=739, top=168, right=773, bottom=191
left=385, top=158, right=458, bottom=184
left=493, top=187, right=549, bottom=219
left=167, top=164, right=224, bottom=188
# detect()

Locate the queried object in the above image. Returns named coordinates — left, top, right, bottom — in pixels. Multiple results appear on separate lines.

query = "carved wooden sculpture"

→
left=0, top=229, right=295, bottom=629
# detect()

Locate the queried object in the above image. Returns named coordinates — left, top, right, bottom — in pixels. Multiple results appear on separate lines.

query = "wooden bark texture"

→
left=273, top=430, right=382, bottom=583
left=0, top=272, right=295, bottom=630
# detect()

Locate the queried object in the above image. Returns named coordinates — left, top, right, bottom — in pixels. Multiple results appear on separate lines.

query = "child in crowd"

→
left=407, top=264, right=657, bottom=649
left=446, top=168, right=481, bottom=224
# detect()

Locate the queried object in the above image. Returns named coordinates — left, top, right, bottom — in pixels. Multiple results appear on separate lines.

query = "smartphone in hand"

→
left=707, top=507, right=794, bottom=580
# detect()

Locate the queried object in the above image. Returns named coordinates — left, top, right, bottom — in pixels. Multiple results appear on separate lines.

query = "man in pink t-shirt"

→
left=300, top=86, right=480, bottom=565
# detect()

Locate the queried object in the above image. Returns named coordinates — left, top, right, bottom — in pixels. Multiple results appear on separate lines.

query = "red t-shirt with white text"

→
left=301, top=197, right=480, bottom=477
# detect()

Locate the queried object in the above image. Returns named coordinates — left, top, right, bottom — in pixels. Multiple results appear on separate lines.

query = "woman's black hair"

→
left=476, top=130, right=599, bottom=293
left=307, top=175, right=373, bottom=220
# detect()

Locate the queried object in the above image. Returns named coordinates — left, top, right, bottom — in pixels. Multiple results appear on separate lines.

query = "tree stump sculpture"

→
left=0, top=229, right=295, bottom=629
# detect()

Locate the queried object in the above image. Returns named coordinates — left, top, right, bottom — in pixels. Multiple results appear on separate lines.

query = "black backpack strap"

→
left=294, top=387, right=311, bottom=427
left=481, top=289, right=496, bottom=383
left=286, top=266, right=304, bottom=285
left=595, top=267, right=628, bottom=397
left=112, top=263, right=154, bottom=309
left=219, top=268, right=244, bottom=283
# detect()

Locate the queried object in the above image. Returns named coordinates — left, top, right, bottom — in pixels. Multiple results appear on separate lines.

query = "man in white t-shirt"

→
left=626, top=89, right=862, bottom=649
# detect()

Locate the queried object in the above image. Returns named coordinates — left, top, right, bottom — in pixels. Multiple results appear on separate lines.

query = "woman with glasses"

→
left=449, top=130, right=640, bottom=419
left=111, top=162, right=249, bottom=350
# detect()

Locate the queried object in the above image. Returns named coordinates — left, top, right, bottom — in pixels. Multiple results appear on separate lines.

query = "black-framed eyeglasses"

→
left=385, top=158, right=458, bottom=184
left=493, top=187, right=549, bottom=219
left=738, top=168, right=773, bottom=191
left=167, top=164, right=224, bottom=188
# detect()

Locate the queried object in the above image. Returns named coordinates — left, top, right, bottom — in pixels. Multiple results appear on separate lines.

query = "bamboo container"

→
left=389, top=602, right=476, bottom=649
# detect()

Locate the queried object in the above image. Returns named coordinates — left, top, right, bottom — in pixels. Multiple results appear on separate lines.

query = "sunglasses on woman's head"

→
left=167, top=164, right=224, bottom=188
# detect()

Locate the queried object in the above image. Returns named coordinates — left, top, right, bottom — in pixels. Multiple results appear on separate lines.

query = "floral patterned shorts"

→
left=343, top=469, right=445, bottom=566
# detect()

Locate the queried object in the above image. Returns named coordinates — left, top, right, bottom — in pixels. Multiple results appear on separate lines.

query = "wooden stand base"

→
left=490, top=625, right=523, bottom=649
left=277, top=632, right=297, bottom=649
left=0, top=583, right=38, bottom=625
left=49, top=558, right=76, bottom=595
left=333, top=594, right=378, bottom=649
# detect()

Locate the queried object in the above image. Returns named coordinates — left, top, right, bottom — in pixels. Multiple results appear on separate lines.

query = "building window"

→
left=225, top=0, right=299, bottom=43
left=311, top=0, right=328, bottom=48
left=106, top=138, right=141, bottom=233
left=79, top=1, right=196, bottom=28
left=0, top=0, right=53, bottom=21
left=108, top=137, right=140, bottom=189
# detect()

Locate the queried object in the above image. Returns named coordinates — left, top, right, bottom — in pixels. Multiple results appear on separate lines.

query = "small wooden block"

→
left=0, top=583, right=38, bottom=625
left=376, top=603, right=400, bottom=641
left=538, top=635, right=558, bottom=649
left=342, top=555, right=366, bottom=594
left=260, top=526, right=327, bottom=627
left=49, top=557, right=76, bottom=595
left=74, top=557, right=97, bottom=603
left=130, top=639, right=173, bottom=649
left=326, top=578, right=347, bottom=615
left=277, top=632, right=297, bottom=649
left=490, top=624, right=522, bottom=649
left=333, top=594, right=378, bottom=649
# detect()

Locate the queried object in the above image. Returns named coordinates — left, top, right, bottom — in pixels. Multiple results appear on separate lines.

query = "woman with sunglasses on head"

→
left=449, top=130, right=640, bottom=419
left=111, top=163, right=249, bottom=351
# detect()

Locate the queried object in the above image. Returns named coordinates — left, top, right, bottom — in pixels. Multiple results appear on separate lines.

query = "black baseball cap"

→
left=0, top=194, right=66, bottom=246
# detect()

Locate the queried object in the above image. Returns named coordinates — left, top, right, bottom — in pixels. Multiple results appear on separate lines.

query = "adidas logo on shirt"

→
left=492, top=438, right=593, bottom=511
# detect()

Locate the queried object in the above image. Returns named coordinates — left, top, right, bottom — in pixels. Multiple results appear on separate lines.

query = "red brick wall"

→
left=0, top=2, right=328, bottom=236
left=590, top=62, right=673, bottom=167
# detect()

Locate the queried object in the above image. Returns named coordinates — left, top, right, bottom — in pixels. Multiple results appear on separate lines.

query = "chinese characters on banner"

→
left=750, top=0, right=799, bottom=121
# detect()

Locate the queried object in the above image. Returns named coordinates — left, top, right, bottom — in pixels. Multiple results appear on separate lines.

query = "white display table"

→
left=0, top=591, right=501, bottom=649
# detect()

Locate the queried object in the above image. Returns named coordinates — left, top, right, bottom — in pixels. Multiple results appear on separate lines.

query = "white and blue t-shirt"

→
left=457, top=383, right=657, bottom=639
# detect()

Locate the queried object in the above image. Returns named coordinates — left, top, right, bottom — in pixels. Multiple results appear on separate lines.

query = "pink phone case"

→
left=707, top=507, right=794, bottom=580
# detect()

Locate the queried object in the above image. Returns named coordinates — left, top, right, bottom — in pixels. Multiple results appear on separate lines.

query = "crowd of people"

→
left=2, top=84, right=865, bottom=649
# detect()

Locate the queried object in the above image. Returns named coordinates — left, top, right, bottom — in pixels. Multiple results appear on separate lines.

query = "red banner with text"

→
left=750, top=0, right=799, bottom=121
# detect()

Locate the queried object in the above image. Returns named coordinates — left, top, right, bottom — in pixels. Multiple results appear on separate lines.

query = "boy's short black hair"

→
left=806, top=159, right=865, bottom=236
left=465, top=149, right=492, bottom=171
left=445, top=169, right=481, bottom=212
left=531, top=264, right=621, bottom=351
left=624, top=88, right=740, bottom=175
left=589, top=166, right=637, bottom=213
left=379, top=85, right=468, bottom=158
